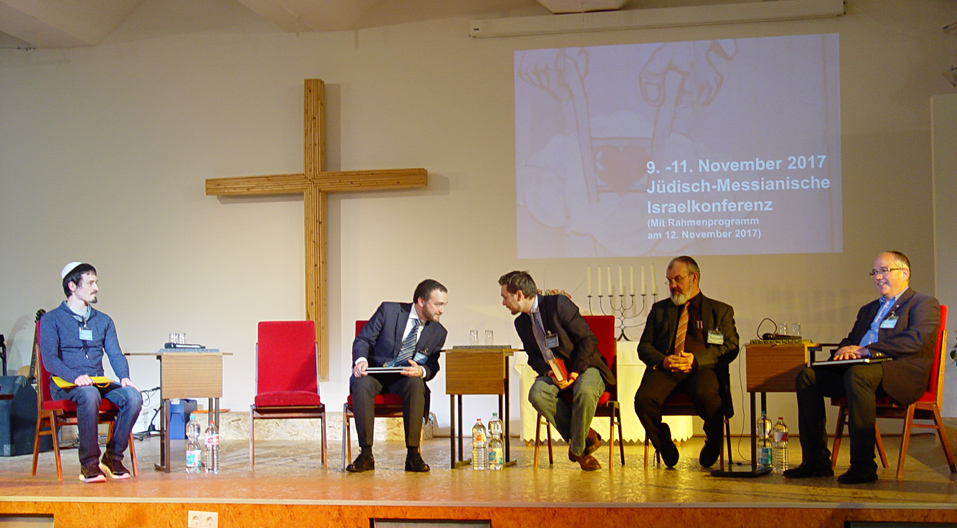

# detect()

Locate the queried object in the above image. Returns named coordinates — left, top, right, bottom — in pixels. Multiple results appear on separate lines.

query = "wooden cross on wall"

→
left=206, top=79, right=427, bottom=379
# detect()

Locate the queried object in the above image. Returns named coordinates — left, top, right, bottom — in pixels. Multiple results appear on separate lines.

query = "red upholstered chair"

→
left=31, top=317, right=138, bottom=481
left=342, top=320, right=415, bottom=469
left=533, top=314, right=625, bottom=469
left=830, top=304, right=956, bottom=479
left=250, top=321, right=326, bottom=469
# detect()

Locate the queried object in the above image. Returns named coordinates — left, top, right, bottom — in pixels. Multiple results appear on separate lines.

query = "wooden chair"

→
left=643, top=348, right=735, bottom=469
left=250, top=320, right=327, bottom=469
left=342, top=320, right=429, bottom=469
left=533, top=314, right=625, bottom=469
left=643, top=392, right=733, bottom=469
left=30, top=317, right=138, bottom=481
left=830, top=304, right=956, bottom=479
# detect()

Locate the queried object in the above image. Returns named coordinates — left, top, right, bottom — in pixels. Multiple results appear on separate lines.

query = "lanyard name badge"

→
left=880, top=314, right=898, bottom=329
left=544, top=333, right=559, bottom=349
left=74, top=307, right=93, bottom=341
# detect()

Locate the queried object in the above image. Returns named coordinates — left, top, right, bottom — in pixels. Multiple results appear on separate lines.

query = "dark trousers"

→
left=794, top=363, right=884, bottom=471
left=350, top=373, right=427, bottom=448
left=634, top=367, right=722, bottom=450
left=51, top=383, right=143, bottom=468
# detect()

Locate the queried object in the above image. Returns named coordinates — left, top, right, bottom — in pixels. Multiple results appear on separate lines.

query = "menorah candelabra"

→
left=587, top=292, right=657, bottom=341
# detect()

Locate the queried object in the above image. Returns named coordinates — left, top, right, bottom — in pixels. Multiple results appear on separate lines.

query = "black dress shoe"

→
left=346, top=452, right=375, bottom=473
left=837, top=466, right=878, bottom=484
left=405, top=452, right=431, bottom=472
left=782, top=462, right=834, bottom=479
left=698, top=440, right=721, bottom=468
left=658, top=423, right=679, bottom=468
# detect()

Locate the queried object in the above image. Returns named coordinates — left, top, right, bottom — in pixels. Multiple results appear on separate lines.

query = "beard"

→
left=670, top=292, right=687, bottom=306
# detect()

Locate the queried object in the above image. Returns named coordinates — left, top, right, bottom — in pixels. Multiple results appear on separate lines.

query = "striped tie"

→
left=674, top=304, right=689, bottom=355
left=391, top=318, right=421, bottom=366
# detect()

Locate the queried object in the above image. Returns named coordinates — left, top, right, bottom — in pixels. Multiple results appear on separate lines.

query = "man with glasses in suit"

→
left=784, top=251, right=941, bottom=484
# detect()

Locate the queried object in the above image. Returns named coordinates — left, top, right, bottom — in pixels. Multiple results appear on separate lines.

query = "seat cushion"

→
left=255, top=391, right=321, bottom=407
left=42, top=399, right=119, bottom=413
left=346, top=393, right=403, bottom=407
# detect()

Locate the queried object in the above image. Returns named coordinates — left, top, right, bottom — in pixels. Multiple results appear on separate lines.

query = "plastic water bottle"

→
left=771, top=416, right=789, bottom=473
left=488, top=413, right=504, bottom=470
left=471, top=419, right=488, bottom=470
left=203, top=420, right=220, bottom=474
left=488, top=412, right=504, bottom=439
left=756, top=411, right=772, bottom=470
left=185, top=416, right=202, bottom=473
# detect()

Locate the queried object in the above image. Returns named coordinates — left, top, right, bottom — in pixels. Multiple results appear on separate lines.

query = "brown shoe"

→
left=584, top=428, right=602, bottom=457
left=568, top=449, right=602, bottom=471
left=568, top=428, right=603, bottom=462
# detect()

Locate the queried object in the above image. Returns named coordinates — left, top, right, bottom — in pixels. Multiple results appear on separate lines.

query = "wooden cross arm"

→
left=206, top=174, right=308, bottom=196
left=205, top=168, right=427, bottom=197
left=314, top=168, right=428, bottom=192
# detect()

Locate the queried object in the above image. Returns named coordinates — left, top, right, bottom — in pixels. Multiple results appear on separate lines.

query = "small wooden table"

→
left=127, top=350, right=229, bottom=473
left=444, top=347, right=517, bottom=469
left=744, top=341, right=819, bottom=472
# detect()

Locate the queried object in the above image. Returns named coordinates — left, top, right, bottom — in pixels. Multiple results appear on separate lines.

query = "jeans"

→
left=528, top=368, right=605, bottom=456
left=52, top=383, right=143, bottom=468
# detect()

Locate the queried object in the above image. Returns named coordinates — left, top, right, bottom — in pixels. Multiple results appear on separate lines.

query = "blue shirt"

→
left=858, top=289, right=907, bottom=348
left=39, top=301, right=130, bottom=383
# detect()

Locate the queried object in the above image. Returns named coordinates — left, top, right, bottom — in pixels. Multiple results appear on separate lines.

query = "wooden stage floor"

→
left=1, top=431, right=956, bottom=527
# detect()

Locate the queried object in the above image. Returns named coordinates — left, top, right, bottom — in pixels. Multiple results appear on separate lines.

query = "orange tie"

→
left=674, top=304, right=689, bottom=355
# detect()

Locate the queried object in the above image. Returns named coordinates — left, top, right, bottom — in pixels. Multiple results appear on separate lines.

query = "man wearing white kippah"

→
left=39, top=262, right=142, bottom=483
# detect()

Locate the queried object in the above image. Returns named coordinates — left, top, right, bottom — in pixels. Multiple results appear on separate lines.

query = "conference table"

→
left=126, top=349, right=229, bottom=472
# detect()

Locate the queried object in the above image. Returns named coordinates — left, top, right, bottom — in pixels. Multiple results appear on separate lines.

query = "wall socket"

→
left=187, top=510, right=218, bottom=528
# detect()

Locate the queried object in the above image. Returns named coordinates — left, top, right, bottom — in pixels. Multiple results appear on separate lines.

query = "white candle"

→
left=587, top=266, right=592, bottom=296
left=618, top=265, right=623, bottom=296
left=597, top=265, right=602, bottom=296
left=606, top=267, right=612, bottom=296
left=629, top=265, right=635, bottom=296
left=641, top=264, right=646, bottom=295
left=651, top=263, right=658, bottom=295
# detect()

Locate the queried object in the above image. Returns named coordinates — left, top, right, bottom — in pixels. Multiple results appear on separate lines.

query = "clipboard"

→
left=51, top=376, right=113, bottom=389
left=365, top=366, right=408, bottom=374
left=808, top=347, right=893, bottom=367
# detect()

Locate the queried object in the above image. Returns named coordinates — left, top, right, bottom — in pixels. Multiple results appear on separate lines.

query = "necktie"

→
left=531, top=310, right=556, bottom=362
left=674, top=303, right=689, bottom=355
left=391, top=318, right=421, bottom=366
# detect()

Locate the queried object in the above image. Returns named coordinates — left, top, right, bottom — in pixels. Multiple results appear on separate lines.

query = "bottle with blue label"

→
left=756, top=411, right=772, bottom=469
left=185, top=416, right=202, bottom=474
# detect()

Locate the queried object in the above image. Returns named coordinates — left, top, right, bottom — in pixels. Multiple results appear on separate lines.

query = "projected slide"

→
left=514, top=33, right=841, bottom=258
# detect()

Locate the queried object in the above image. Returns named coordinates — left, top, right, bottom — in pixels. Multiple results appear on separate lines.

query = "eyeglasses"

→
left=869, top=267, right=904, bottom=277
left=665, top=274, right=687, bottom=286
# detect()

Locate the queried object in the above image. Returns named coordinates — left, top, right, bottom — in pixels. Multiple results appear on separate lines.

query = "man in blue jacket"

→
left=348, top=279, right=448, bottom=473
left=40, top=262, right=142, bottom=483
left=785, top=251, right=941, bottom=484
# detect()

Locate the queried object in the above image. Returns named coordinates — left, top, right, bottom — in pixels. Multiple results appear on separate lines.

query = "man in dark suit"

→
left=347, top=279, right=448, bottom=473
left=636, top=256, right=739, bottom=468
left=499, top=271, right=615, bottom=471
left=784, top=251, right=941, bottom=484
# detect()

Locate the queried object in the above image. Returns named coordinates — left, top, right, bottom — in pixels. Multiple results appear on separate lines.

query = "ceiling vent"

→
left=536, top=0, right=630, bottom=14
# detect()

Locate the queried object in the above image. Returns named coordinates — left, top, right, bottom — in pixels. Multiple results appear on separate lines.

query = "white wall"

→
left=2, top=0, right=956, bottom=436
left=933, top=93, right=957, bottom=417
